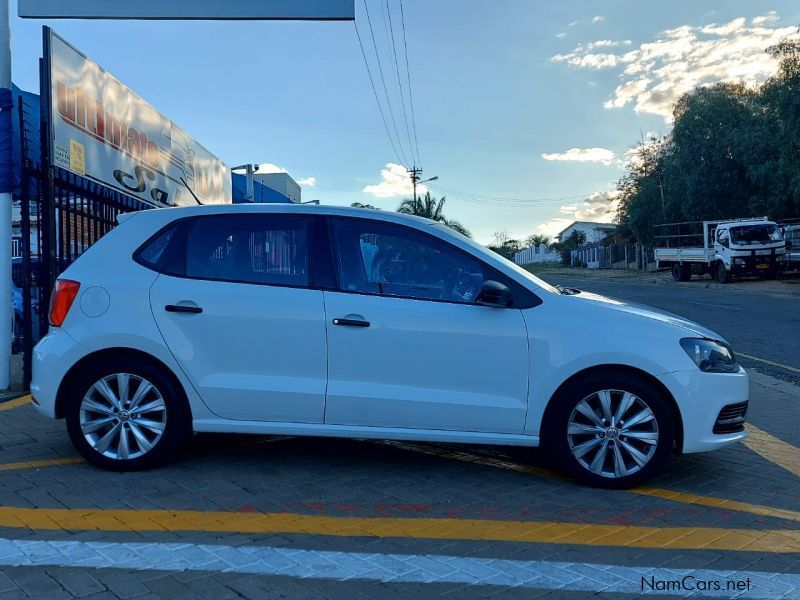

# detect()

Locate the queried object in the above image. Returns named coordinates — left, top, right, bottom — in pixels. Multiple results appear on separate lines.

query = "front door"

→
left=149, top=213, right=327, bottom=423
left=323, top=217, right=529, bottom=434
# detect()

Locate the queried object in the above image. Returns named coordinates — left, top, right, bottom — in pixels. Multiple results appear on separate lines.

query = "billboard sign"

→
left=46, top=28, right=232, bottom=207
left=21, top=0, right=354, bottom=20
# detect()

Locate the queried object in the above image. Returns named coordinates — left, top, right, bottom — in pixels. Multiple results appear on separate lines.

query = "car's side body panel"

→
left=323, top=290, right=529, bottom=434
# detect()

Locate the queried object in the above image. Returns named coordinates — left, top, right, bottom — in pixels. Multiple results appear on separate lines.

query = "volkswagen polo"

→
left=31, top=204, right=749, bottom=488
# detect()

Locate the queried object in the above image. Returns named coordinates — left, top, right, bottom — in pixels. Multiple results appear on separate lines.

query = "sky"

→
left=9, top=1, right=800, bottom=244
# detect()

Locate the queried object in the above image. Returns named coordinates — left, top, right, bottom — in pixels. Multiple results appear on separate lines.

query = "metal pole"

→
left=0, top=0, right=14, bottom=389
left=245, top=164, right=254, bottom=202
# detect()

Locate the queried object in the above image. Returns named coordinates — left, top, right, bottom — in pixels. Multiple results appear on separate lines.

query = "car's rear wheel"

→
left=65, top=359, right=188, bottom=470
left=546, top=373, right=674, bottom=489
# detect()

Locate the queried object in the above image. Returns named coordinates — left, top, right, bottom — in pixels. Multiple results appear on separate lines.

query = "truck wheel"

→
left=714, top=262, right=730, bottom=284
left=671, top=264, right=690, bottom=282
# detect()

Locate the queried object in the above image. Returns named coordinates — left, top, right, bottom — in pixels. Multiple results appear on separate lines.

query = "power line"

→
left=353, top=19, right=404, bottom=166
left=399, top=0, right=422, bottom=167
left=384, top=0, right=417, bottom=167
left=427, top=182, right=596, bottom=206
left=362, top=0, right=411, bottom=166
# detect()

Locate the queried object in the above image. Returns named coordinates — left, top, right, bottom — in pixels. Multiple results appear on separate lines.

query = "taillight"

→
left=49, top=280, right=81, bottom=327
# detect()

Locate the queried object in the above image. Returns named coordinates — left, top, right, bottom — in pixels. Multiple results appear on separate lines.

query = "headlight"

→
left=680, top=338, right=739, bottom=373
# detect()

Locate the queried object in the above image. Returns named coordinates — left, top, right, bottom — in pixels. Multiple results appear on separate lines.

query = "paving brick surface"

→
left=0, top=371, right=797, bottom=598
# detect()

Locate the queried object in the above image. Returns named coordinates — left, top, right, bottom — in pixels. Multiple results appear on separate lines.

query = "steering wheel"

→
left=441, top=268, right=481, bottom=301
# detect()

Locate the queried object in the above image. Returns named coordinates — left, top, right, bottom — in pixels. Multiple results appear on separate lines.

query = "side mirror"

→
left=477, top=280, right=512, bottom=308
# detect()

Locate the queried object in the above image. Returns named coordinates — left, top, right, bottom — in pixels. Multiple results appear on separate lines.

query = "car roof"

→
left=144, top=203, right=438, bottom=229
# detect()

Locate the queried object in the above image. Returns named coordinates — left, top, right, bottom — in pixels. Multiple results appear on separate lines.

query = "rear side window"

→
left=185, top=215, right=310, bottom=287
left=135, top=222, right=180, bottom=271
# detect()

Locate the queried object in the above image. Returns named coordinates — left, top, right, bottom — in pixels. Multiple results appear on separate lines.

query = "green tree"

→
left=396, top=192, right=471, bottom=237
left=614, top=34, right=800, bottom=242
left=524, top=233, right=551, bottom=247
left=351, top=202, right=379, bottom=209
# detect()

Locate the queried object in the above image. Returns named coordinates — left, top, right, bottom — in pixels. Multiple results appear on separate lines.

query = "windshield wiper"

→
left=556, top=284, right=581, bottom=295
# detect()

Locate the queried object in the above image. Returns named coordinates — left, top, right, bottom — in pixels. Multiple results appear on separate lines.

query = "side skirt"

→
left=192, top=419, right=540, bottom=447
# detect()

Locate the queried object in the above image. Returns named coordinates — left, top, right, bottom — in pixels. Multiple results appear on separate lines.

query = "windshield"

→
left=729, top=224, right=783, bottom=245
left=786, top=227, right=800, bottom=241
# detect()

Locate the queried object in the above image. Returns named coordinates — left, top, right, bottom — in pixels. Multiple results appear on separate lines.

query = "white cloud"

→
left=541, top=147, right=617, bottom=166
left=257, top=163, right=287, bottom=174
left=258, top=163, right=315, bottom=186
left=556, top=32, right=567, bottom=39
left=362, top=163, right=426, bottom=199
left=592, top=16, right=604, bottom=23
left=550, top=12, right=799, bottom=121
left=537, top=191, right=620, bottom=238
left=753, top=12, right=778, bottom=26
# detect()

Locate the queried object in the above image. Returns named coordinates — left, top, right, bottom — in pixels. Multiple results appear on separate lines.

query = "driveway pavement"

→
left=0, top=276, right=799, bottom=599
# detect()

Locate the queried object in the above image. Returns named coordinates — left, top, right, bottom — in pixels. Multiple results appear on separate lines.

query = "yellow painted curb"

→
left=0, top=395, right=31, bottom=412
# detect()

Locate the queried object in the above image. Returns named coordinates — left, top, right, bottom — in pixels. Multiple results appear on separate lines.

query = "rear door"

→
left=148, top=213, right=327, bottom=423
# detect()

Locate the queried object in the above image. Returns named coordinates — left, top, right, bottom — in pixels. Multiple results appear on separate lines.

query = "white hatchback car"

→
left=32, top=204, right=749, bottom=488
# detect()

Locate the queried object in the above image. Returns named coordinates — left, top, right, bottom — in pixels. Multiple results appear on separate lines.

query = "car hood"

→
left=567, top=290, right=727, bottom=343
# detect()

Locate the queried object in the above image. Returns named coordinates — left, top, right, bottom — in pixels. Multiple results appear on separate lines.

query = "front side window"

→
left=185, top=215, right=309, bottom=286
left=332, top=218, right=487, bottom=303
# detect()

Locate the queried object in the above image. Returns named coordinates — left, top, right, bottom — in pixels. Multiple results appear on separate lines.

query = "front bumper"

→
left=657, top=367, right=749, bottom=453
left=30, top=327, right=88, bottom=419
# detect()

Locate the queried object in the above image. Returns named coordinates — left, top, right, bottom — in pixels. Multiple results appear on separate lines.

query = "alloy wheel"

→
left=79, top=373, right=167, bottom=460
left=567, top=389, right=659, bottom=479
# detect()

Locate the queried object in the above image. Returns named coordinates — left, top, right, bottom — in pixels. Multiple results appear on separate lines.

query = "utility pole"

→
left=0, top=0, right=13, bottom=389
left=407, top=166, right=438, bottom=205
left=407, top=166, right=422, bottom=204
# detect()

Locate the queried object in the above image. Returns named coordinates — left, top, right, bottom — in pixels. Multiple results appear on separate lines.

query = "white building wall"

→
left=253, top=173, right=302, bottom=203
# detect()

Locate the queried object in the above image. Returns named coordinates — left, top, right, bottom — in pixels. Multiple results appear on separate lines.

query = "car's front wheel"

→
left=546, top=373, right=674, bottom=489
left=66, top=359, right=188, bottom=470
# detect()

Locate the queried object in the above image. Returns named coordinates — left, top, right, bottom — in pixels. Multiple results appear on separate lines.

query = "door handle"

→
left=332, top=317, right=370, bottom=327
left=165, top=304, right=203, bottom=314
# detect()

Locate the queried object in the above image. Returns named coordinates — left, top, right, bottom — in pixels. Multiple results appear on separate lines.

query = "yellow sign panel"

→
left=69, top=139, right=86, bottom=176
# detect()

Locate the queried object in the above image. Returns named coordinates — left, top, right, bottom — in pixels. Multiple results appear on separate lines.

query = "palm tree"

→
left=525, top=234, right=551, bottom=248
left=396, top=192, right=471, bottom=237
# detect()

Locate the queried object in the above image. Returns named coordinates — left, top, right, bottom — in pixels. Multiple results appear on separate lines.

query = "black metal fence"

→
left=14, top=94, right=152, bottom=386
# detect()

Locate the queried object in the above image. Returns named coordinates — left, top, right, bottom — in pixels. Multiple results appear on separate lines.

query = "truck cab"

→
left=714, top=219, right=786, bottom=280
left=783, top=223, right=800, bottom=270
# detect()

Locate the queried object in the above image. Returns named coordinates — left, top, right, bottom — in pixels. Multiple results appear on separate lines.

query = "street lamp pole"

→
left=231, top=163, right=259, bottom=203
left=0, top=0, right=13, bottom=389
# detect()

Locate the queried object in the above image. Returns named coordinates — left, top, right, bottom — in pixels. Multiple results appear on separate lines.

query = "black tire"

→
left=671, top=264, right=691, bottom=282
left=65, top=357, right=190, bottom=471
left=543, top=372, right=675, bottom=489
left=714, top=262, right=729, bottom=284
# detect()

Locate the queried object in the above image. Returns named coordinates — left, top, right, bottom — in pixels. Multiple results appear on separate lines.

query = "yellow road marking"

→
left=744, top=424, right=800, bottom=479
left=0, top=457, right=85, bottom=471
left=0, top=395, right=31, bottom=412
left=0, top=505, right=798, bottom=552
left=633, top=487, right=800, bottom=523
left=738, top=353, right=800, bottom=374
left=381, top=441, right=800, bottom=524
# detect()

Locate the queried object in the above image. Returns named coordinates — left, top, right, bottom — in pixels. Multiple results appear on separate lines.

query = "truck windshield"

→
left=729, top=224, right=782, bottom=245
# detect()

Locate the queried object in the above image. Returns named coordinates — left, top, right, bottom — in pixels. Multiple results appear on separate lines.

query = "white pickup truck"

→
left=654, top=218, right=787, bottom=283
